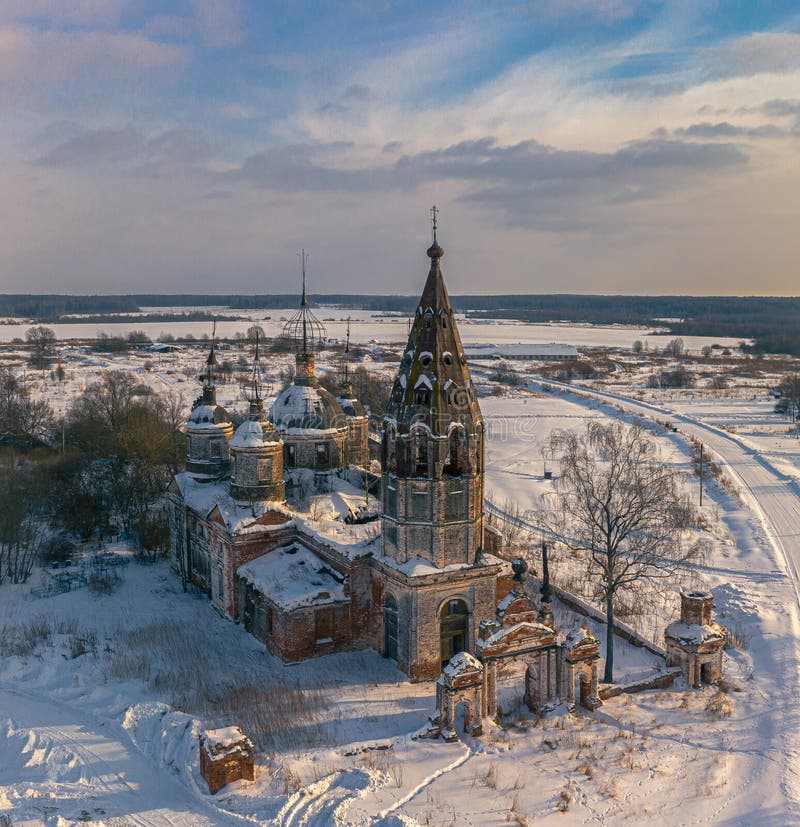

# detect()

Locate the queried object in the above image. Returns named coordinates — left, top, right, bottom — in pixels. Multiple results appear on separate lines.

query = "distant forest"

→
left=2, top=293, right=800, bottom=355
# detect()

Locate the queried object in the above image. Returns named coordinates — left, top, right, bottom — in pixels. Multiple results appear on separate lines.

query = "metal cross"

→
left=430, top=205, right=438, bottom=242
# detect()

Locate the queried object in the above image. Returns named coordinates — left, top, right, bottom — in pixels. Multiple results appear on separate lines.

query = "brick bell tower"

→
left=381, top=207, right=485, bottom=568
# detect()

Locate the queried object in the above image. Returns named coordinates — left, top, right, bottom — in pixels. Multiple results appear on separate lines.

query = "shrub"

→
left=0, top=615, right=53, bottom=657
left=706, top=690, right=732, bottom=717
left=88, top=568, right=123, bottom=595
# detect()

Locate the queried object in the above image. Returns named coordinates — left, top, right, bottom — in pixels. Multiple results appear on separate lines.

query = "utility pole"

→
left=699, top=443, right=704, bottom=506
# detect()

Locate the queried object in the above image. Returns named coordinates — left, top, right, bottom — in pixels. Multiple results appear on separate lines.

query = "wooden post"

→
left=699, top=443, right=704, bottom=506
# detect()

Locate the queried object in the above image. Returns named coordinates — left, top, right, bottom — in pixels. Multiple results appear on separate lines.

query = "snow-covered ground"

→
left=0, top=307, right=743, bottom=351
left=3, top=342, right=800, bottom=824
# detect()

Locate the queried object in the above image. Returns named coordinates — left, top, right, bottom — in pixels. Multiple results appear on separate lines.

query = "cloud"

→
left=38, top=126, right=143, bottom=166
left=37, top=126, right=215, bottom=176
left=0, top=26, right=187, bottom=93
left=231, top=134, right=747, bottom=232
left=0, top=0, right=128, bottom=27
left=674, top=121, right=789, bottom=140
left=532, top=0, right=644, bottom=24
left=705, top=33, right=800, bottom=81
left=759, top=99, right=800, bottom=119
left=343, top=83, right=371, bottom=102
left=607, top=79, right=686, bottom=98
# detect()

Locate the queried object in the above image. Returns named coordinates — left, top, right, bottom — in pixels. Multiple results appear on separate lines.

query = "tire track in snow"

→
left=376, top=745, right=471, bottom=821
left=276, top=768, right=376, bottom=826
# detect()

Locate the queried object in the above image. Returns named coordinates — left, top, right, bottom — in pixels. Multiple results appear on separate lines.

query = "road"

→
left=519, top=376, right=800, bottom=817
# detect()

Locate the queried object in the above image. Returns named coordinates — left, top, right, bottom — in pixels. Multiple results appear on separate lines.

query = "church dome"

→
left=269, top=384, right=346, bottom=432
left=230, top=418, right=280, bottom=449
left=186, top=401, right=231, bottom=431
left=338, top=394, right=366, bottom=418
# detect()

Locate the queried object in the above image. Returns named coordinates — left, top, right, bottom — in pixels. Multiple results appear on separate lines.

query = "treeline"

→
left=6, top=293, right=800, bottom=355
left=0, top=295, right=138, bottom=318
left=58, top=311, right=248, bottom=324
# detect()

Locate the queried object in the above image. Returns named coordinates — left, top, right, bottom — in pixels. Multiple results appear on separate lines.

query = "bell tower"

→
left=381, top=208, right=485, bottom=567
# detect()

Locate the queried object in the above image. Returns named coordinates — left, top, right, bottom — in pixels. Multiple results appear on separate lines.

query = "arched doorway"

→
left=384, top=593, right=398, bottom=660
left=440, top=598, right=469, bottom=667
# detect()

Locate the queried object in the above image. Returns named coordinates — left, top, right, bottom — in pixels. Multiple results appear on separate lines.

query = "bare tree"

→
left=0, top=461, right=49, bottom=584
left=775, top=373, right=800, bottom=424
left=26, top=326, right=57, bottom=369
left=246, top=324, right=266, bottom=342
left=542, top=421, right=696, bottom=683
left=663, top=337, right=685, bottom=358
left=0, top=367, right=55, bottom=445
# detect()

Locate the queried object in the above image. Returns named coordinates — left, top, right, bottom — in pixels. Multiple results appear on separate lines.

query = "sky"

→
left=1, top=1, right=799, bottom=296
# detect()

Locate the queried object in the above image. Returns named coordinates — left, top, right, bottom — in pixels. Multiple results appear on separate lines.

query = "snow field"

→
left=2, top=342, right=799, bottom=823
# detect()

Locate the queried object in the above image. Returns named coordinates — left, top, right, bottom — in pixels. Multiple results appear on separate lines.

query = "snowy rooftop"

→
left=442, top=651, right=483, bottom=678
left=372, top=550, right=505, bottom=579
left=230, top=418, right=280, bottom=449
left=186, top=403, right=231, bottom=431
left=237, top=542, right=348, bottom=610
left=665, top=621, right=727, bottom=646
left=173, top=473, right=292, bottom=535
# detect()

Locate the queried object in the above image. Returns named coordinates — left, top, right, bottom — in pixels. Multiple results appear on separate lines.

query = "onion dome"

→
left=230, top=417, right=281, bottom=449
left=269, top=383, right=345, bottom=432
left=229, top=331, right=285, bottom=501
left=186, top=331, right=233, bottom=478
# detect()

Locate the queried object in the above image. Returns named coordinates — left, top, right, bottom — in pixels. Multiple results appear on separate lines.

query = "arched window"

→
left=383, top=425, right=396, bottom=471
left=413, top=388, right=431, bottom=406
left=475, top=425, right=483, bottom=473
left=413, top=432, right=429, bottom=477
left=384, top=593, right=398, bottom=660
left=440, top=598, right=469, bottom=667
left=444, top=427, right=465, bottom=476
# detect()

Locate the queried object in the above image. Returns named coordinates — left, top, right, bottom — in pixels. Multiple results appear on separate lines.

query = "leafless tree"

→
left=663, top=337, right=685, bottom=358
left=775, top=373, right=800, bottom=424
left=542, top=421, right=696, bottom=683
left=26, top=326, right=57, bottom=369
left=0, top=367, right=55, bottom=445
left=0, top=461, right=49, bottom=584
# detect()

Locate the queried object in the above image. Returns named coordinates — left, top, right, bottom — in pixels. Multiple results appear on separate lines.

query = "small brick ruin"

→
left=665, top=590, right=727, bottom=688
left=199, top=726, right=254, bottom=795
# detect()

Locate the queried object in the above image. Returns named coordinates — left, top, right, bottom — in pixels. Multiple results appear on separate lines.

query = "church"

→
left=168, top=218, right=512, bottom=681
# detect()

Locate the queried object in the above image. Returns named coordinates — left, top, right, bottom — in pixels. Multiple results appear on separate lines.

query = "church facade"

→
left=168, top=225, right=511, bottom=681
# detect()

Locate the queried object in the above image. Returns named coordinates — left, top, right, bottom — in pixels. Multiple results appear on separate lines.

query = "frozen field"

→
left=0, top=306, right=743, bottom=352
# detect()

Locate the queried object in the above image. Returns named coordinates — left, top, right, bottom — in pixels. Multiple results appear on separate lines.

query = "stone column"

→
left=548, top=648, right=558, bottom=703
left=486, top=662, right=498, bottom=719
left=565, top=664, right=575, bottom=705
left=473, top=687, right=483, bottom=735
